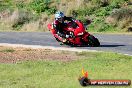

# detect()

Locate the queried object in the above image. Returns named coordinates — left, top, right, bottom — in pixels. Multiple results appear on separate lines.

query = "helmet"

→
left=55, top=11, right=64, bottom=20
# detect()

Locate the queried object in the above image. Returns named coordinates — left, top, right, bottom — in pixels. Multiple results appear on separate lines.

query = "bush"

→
left=94, top=7, right=111, bottom=16
left=72, top=7, right=97, bottom=24
left=111, top=8, right=132, bottom=21
left=91, top=0, right=109, bottom=7
left=16, top=1, right=26, bottom=9
left=106, top=7, right=132, bottom=30
left=75, top=6, right=96, bottom=16
left=28, top=0, right=56, bottom=15
left=12, top=10, right=38, bottom=30
left=88, top=22, right=116, bottom=32
left=0, top=0, right=14, bottom=11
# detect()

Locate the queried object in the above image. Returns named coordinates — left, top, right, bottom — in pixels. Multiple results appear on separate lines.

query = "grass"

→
left=0, top=48, right=15, bottom=53
left=0, top=51, right=132, bottom=88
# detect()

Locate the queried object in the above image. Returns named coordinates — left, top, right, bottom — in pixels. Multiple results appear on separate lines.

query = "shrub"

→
left=94, top=7, right=111, bottom=16
left=0, top=0, right=14, bottom=11
left=75, top=7, right=96, bottom=16
left=88, top=22, right=116, bottom=32
left=106, top=7, right=132, bottom=30
left=91, top=0, right=109, bottom=7
left=16, top=1, right=26, bottom=9
left=11, top=9, right=38, bottom=30
left=111, top=8, right=132, bottom=21
left=28, top=0, right=56, bottom=15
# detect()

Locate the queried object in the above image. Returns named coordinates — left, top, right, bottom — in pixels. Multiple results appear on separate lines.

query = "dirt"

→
left=0, top=46, right=82, bottom=63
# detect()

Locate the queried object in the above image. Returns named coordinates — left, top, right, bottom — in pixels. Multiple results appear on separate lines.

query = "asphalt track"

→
left=0, top=32, right=132, bottom=56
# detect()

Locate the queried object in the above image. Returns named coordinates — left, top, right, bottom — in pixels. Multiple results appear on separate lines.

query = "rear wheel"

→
left=88, top=35, right=100, bottom=47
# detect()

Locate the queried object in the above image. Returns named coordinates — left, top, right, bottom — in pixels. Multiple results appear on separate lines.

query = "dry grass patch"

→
left=0, top=46, right=86, bottom=63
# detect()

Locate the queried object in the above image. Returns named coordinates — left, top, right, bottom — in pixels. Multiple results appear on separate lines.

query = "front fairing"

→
left=47, top=23, right=57, bottom=34
left=65, top=20, right=86, bottom=37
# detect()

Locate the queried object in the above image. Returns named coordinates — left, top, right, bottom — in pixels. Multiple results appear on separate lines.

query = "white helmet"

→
left=55, top=11, right=64, bottom=20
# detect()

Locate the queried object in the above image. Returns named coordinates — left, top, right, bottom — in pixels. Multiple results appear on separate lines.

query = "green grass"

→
left=0, top=52, right=132, bottom=88
left=0, top=49, right=15, bottom=53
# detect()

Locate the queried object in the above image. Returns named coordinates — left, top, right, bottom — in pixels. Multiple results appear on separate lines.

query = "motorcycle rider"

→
left=53, top=11, right=74, bottom=43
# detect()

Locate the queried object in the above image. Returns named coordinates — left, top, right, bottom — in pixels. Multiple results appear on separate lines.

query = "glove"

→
left=62, top=39, right=67, bottom=43
left=66, top=35, right=70, bottom=38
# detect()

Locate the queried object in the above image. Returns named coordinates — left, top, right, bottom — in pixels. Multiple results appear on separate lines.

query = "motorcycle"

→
left=47, top=20, right=100, bottom=47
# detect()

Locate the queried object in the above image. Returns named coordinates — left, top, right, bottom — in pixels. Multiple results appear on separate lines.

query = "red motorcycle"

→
left=47, top=20, right=100, bottom=47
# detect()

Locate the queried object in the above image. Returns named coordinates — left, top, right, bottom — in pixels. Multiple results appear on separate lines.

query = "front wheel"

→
left=55, top=37, right=61, bottom=42
left=88, top=35, right=100, bottom=47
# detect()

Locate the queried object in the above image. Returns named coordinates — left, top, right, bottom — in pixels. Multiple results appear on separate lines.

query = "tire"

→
left=88, top=35, right=100, bottom=47
left=94, top=38, right=100, bottom=46
left=55, top=37, right=61, bottom=42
